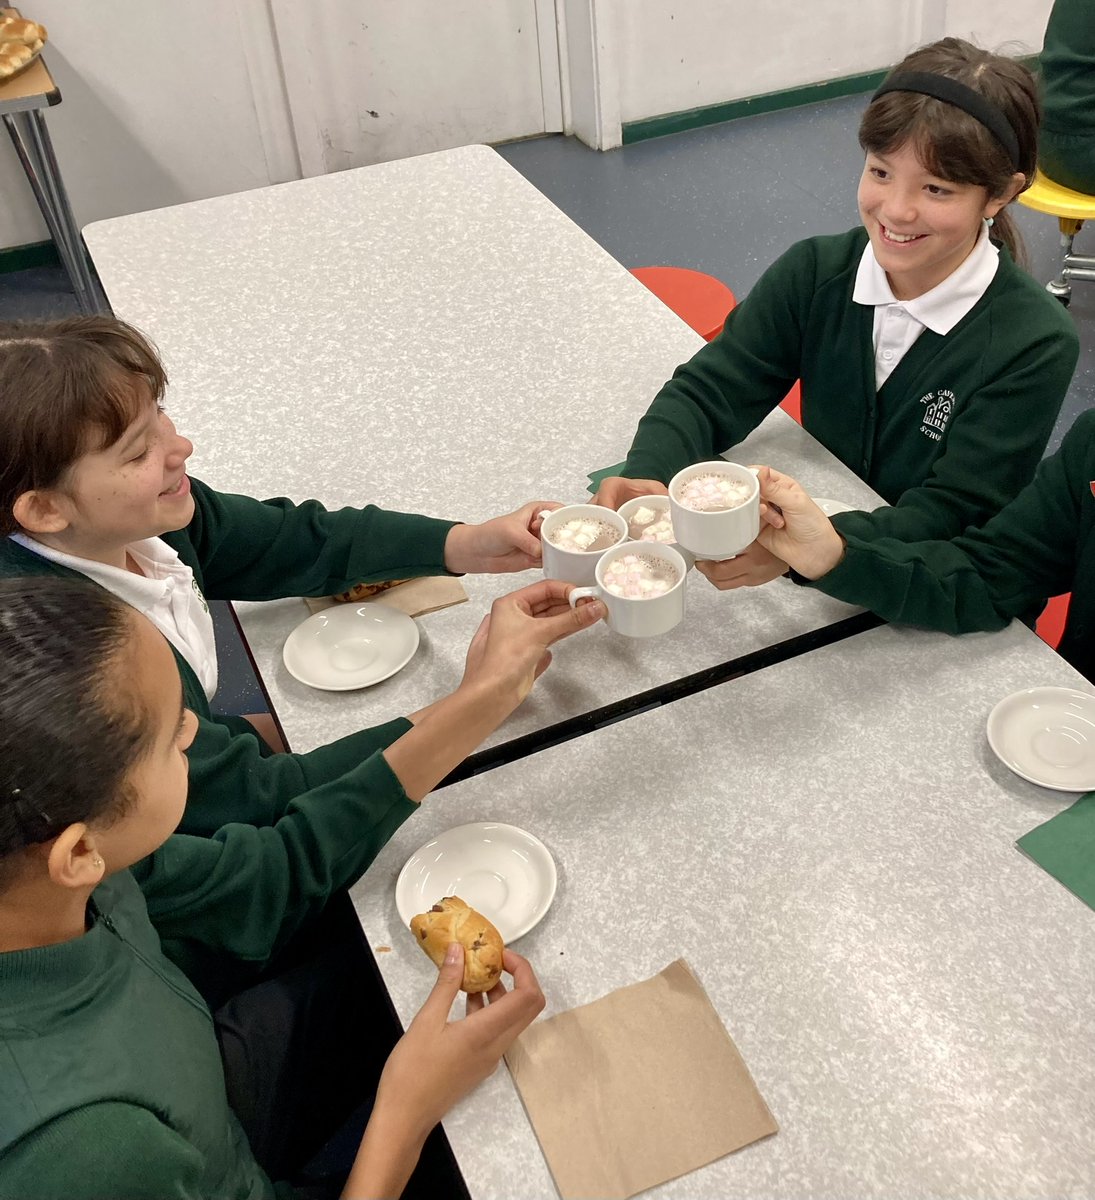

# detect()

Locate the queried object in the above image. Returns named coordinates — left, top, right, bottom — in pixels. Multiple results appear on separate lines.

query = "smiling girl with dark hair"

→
left=0, top=316, right=596, bottom=838
left=595, top=38, right=1078, bottom=592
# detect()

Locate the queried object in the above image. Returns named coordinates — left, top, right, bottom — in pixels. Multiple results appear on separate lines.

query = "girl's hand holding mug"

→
left=444, top=500, right=564, bottom=575
left=461, top=579, right=606, bottom=706
left=591, top=476, right=668, bottom=511
left=696, top=541, right=789, bottom=590
left=753, top=466, right=846, bottom=580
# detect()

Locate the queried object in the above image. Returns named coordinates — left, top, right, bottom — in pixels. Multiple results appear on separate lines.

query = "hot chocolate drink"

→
left=602, top=553, right=679, bottom=599
left=626, top=504, right=676, bottom=544
left=675, top=473, right=752, bottom=512
left=547, top=517, right=622, bottom=553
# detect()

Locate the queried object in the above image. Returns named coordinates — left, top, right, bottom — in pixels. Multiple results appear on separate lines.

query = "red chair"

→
left=629, top=266, right=736, bottom=341
left=780, top=380, right=802, bottom=423
left=629, top=266, right=803, bottom=423
left=1036, top=593, right=1070, bottom=649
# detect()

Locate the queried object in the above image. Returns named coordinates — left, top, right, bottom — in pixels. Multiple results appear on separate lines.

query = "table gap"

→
left=439, top=609, right=886, bottom=788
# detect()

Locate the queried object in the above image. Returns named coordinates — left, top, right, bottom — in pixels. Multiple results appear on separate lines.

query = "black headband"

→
left=871, top=71, right=1021, bottom=169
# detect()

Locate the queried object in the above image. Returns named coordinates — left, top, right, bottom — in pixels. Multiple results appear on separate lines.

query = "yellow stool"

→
left=1018, top=170, right=1095, bottom=306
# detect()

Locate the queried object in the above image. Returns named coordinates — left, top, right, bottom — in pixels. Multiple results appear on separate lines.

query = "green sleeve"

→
left=810, top=412, right=1087, bottom=630
left=833, top=318, right=1079, bottom=543
left=176, top=480, right=458, bottom=600
left=179, top=714, right=413, bottom=835
left=0, top=1103, right=280, bottom=1200
left=133, top=747, right=417, bottom=983
left=621, top=242, right=809, bottom=482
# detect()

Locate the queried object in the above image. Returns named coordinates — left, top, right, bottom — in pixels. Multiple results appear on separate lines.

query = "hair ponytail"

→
left=988, top=207, right=1024, bottom=264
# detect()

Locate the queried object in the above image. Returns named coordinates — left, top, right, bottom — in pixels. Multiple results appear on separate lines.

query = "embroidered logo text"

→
left=919, top=388, right=955, bottom=442
left=192, top=578, right=210, bottom=614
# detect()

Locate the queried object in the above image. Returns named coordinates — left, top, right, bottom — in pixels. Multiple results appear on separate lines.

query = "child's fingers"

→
left=416, top=943, right=465, bottom=1024
left=760, top=501, right=786, bottom=529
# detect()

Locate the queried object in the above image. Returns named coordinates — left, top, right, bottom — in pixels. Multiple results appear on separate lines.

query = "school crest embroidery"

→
left=919, top=388, right=955, bottom=442
left=192, top=577, right=209, bottom=614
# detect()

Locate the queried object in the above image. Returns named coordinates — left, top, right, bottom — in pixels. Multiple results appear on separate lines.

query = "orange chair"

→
left=1036, top=592, right=1071, bottom=650
left=629, top=265, right=803, bottom=424
left=629, top=266, right=736, bottom=341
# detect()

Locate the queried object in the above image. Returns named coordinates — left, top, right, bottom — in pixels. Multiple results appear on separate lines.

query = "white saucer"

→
left=283, top=603, right=419, bottom=690
left=987, top=687, right=1095, bottom=791
left=814, top=497, right=855, bottom=517
left=396, top=822, right=557, bottom=943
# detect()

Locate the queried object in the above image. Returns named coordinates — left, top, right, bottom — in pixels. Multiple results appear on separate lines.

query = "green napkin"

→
left=1016, top=792, right=1095, bottom=911
left=586, top=461, right=627, bottom=495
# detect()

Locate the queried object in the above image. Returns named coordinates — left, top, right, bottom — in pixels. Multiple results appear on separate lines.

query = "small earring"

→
left=985, top=216, right=995, bottom=227
left=93, top=857, right=104, bottom=870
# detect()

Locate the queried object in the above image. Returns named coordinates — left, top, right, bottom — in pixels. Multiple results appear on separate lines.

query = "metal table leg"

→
left=2, top=108, right=102, bottom=314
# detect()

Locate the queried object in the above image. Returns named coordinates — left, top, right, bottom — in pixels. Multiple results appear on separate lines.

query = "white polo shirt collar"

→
left=854, top=222, right=999, bottom=387
left=853, top=221, right=999, bottom=334
left=9, top=533, right=218, bottom=699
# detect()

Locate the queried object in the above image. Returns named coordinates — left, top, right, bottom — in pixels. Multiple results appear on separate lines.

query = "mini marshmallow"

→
left=602, top=554, right=679, bottom=599
left=677, top=473, right=751, bottom=512
left=547, top=516, right=620, bottom=551
left=639, top=515, right=675, bottom=543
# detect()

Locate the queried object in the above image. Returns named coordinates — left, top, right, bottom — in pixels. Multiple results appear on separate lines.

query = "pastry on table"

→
left=332, top=579, right=410, bottom=603
left=410, top=895, right=505, bottom=993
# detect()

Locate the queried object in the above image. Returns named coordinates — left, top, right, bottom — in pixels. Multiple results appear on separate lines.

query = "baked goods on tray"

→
left=0, top=15, right=47, bottom=81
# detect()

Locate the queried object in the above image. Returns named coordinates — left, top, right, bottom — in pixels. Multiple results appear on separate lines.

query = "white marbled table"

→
left=84, top=145, right=883, bottom=758
left=355, top=620, right=1095, bottom=1199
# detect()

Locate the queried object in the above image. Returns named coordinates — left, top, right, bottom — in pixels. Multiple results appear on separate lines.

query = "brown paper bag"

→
left=506, top=959, right=777, bottom=1199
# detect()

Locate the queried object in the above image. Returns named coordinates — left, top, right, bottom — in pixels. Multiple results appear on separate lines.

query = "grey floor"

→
left=3, top=93, right=1093, bottom=715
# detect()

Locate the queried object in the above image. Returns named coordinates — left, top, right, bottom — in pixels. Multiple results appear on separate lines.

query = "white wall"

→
left=0, top=0, right=288, bottom=248
left=614, top=0, right=1054, bottom=125
left=272, top=0, right=555, bottom=178
left=0, top=0, right=1057, bottom=250
left=943, top=0, right=1051, bottom=50
left=0, top=0, right=555, bottom=249
left=615, top=0, right=911, bottom=124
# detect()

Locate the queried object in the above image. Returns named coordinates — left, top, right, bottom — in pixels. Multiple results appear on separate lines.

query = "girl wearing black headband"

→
left=595, top=38, right=1077, bottom=593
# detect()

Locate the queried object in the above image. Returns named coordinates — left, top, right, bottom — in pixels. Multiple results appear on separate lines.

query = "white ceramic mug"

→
left=568, top=542, right=687, bottom=637
left=668, top=460, right=759, bottom=560
left=541, top=504, right=629, bottom=586
left=616, top=494, right=696, bottom=570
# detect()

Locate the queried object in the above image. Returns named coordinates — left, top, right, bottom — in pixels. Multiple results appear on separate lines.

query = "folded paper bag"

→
left=505, top=958, right=777, bottom=1200
left=303, top=575, right=467, bottom=619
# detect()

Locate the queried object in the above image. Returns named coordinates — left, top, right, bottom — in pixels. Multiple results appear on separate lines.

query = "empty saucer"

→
left=987, top=687, right=1095, bottom=791
left=283, top=603, right=419, bottom=690
left=396, top=822, right=557, bottom=943
left=813, top=497, right=855, bottom=517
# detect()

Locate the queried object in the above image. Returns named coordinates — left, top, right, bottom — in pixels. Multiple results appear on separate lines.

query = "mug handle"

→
left=568, top=586, right=601, bottom=609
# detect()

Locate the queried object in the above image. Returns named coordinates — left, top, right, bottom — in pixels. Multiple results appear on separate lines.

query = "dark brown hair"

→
left=859, top=38, right=1040, bottom=264
left=0, top=579, right=147, bottom=890
left=0, top=317, right=167, bottom=536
